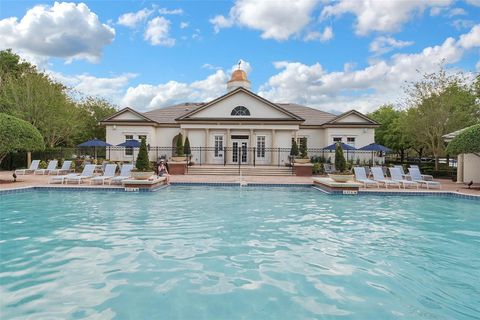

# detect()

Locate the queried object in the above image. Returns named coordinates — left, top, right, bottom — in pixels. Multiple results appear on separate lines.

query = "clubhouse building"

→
left=102, top=67, right=379, bottom=165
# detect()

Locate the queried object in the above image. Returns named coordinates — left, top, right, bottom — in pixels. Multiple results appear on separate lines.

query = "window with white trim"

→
left=256, top=136, right=266, bottom=158
left=333, top=137, right=342, bottom=143
left=125, top=135, right=133, bottom=155
left=347, top=137, right=356, bottom=148
left=231, top=106, right=250, bottom=116
left=214, top=135, right=223, bottom=158
left=138, top=135, right=147, bottom=141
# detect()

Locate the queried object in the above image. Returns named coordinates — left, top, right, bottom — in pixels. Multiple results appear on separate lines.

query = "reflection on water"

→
left=1, top=187, right=479, bottom=319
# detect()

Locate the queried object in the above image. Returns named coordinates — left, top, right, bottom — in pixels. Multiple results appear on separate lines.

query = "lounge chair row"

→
left=15, top=160, right=74, bottom=175
left=49, top=164, right=134, bottom=185
left=354, top=166, right=441, bottom=189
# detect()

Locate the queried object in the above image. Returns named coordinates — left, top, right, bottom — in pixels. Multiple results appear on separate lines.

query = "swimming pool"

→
left=1, top=187, right=479, bottom=319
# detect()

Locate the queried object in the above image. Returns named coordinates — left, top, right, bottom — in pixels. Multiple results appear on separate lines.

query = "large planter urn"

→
left=328, top=174, right=354, bottom=183
left=171, top=156, right=187, bottom=162
left=131, top=171, right=155, bottom=180
left=294, top=158, right=311, bottom=164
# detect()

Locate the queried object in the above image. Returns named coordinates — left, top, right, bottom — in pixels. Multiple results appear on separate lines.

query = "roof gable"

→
left=327, top=110, right=378, bottom=125
left=102, top=107, right=155, bottom=123
left=177, top=87, right=303, bottom=121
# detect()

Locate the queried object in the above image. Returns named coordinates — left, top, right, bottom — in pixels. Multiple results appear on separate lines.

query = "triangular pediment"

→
left=177, top=87, right=303, bottom=121
left=102, top=107, right=155, bottom=123
left=327, top=110, right=378, bottom=125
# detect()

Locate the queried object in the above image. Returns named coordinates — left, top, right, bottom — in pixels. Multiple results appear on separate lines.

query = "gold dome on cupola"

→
left=227, top=61, right=251, bottom=92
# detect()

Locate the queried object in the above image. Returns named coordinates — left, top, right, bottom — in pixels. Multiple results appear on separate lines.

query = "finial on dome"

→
left=227, top=60, right=251, bottom=92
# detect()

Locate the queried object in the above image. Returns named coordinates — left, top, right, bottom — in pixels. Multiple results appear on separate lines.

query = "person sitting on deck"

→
left=157, top=159, right=170, bottom=185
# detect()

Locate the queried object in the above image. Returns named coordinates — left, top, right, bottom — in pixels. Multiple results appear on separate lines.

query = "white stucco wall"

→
left=191, top=91, right=291, bottom=119
left=106, top=125, right=157, bottom=161
left=324, top=128, right=374, bottom=148
left=463, top=153, right=480, bottom=183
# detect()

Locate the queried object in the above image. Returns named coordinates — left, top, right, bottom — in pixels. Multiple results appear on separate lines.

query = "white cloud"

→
left=144, top=16, right=175, bottom=47
left=304, top=26, right=334, bottom=42
left=210, top=15, right=234, bottom=33
left=180, top=21, right=189, bottom=29
left=0, top=2, right=115, bottom=63
left=50, top=71, right=136, bottom=103
left=258, top=24, right=480, bottom=113
left=230, top=59, right=252, bottom=74
left=369, top=36, right=414, bottom=56
left=465, top=0, right=480, bottom=6
left=476, top=60, right=480, bottom=71
left=321, top=0, right=453, bottom=35
left=117, top=8, right=153, bottom=28
left=122, top=70, right=229, bottom=110
left=452, top=19, right=476, bottom=30
left=458, top=25, right=480, bottom=49
left=121, top=60, right=252, bottom=110
left=158, top=8, right=183, bottom=15
left=210, top=0, right=318, bottom=40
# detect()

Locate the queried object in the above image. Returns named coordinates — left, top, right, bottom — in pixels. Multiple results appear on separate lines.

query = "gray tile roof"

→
left=141, top=102, right=337, bottom=126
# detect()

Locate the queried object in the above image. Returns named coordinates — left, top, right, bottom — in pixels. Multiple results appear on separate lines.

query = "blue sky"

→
left=1, top=0, right=479, bottom=113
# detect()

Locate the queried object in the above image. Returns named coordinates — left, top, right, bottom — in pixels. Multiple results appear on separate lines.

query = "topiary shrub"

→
left=0, top=113, right=44, bottom=165
left=334, top=142, right=347, bottom=173
left=184, top=136, right=191, bottom=155
left=290, top=138, right=299, bottom=157
left=299, top=137, right=308, bottom=158
left=446, top=124, right=480, bottom=155
left=175, top=133, right=184, bottom=156
left=135, top=137, right=151, bottom=171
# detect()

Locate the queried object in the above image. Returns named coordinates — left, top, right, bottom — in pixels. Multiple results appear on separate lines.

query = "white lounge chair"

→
left=393, top=165, right=411, bottom=180
left=90, top=164, right=117, bottom=185
left=354, top=167, right=379, bottom=188
left=15, top=160, right=40, bottom=175
left=65, top=164, right=97, bottom=184
left=409, top=167, right=441, bottom=189
left=389, top=167, right=418, bottom=189
left=49, top=160, right=73, bottom=175
left=371, top=167, right=401, bottom=189
left=110, top=164, right=134, bottom=185
left=34, top=160, right=58, bottom=175
left=409, top=165, right=433, bottom=181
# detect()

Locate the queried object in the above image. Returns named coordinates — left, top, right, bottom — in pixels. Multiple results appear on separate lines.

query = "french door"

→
left=232, top=140, right=248, bottom=164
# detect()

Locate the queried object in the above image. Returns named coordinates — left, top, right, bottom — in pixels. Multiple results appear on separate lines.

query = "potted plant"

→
left=328, top=142, right=354, bottom=182
left=171, top=133, right=187, bottom=162
left=295, top=137, right=311, bottom=164
left=131, top=137, right=154, bottom=180
left=289, top=138, right=299, bottom=164
left=184, top=136, right=192, bottom=164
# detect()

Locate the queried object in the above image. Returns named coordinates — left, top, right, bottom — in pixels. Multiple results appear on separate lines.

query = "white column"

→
left=271, top=129, right=276, bottom=165
left=226, top=129, right=231, bottom=164
left=205, top=129, right=209, bottom=164
left=249, top=129, right=254, bottom=165
left=457, top=154, right=464, bottom=184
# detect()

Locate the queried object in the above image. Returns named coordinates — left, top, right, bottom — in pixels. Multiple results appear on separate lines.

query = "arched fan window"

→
left=231, top=106, right=250, bottom=116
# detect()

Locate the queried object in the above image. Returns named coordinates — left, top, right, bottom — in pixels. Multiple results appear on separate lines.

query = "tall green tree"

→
left=368, top=105, right=411, bottom=162
left=76, top=97, right=117, bottom=143
left=0, top=113, right=44, bottom=164
left=403, top=67, right=479, bottom=170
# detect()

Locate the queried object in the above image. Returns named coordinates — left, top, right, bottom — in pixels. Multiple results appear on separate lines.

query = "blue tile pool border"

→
left=0, top=183, right=479, bottom=200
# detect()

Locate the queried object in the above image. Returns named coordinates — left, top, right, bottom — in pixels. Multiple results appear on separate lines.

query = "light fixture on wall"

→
left=113, top=125, right=117, bottom=130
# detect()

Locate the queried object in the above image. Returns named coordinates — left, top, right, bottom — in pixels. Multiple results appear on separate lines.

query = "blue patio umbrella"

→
left=117, top=140, right=141, bottom=161
left=358, top=143, right=391, bottom=152
left=77, top=138, right=112, bottom=160
left=323, top=142, right=357, bottom=151
left=116, top=140, right=141, bottom=148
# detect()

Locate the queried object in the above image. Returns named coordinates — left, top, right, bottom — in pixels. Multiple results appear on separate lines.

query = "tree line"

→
left=368, top=67, right=480, bottom=170
left=0, top=49, right=117, bottom=149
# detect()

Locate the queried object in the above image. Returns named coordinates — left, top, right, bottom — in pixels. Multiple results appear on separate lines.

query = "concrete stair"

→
left=186, top=165, right=294, bottom=176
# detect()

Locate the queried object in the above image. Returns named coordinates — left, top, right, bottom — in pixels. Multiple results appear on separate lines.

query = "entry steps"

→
left=186, top=165, right=294, bottom=176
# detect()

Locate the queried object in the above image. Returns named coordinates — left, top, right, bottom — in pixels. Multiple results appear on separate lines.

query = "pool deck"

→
left=1, top=171, right=479, bottom=197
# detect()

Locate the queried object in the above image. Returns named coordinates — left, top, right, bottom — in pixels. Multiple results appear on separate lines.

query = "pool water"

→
left=1, top=187, right=479, bottom=319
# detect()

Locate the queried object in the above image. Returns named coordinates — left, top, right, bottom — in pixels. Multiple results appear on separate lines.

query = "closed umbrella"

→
left=77, top=138, right=112, bottom=160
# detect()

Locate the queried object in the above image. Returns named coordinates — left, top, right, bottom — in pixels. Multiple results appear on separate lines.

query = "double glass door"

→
left=232, top=140, right=248, bottom=164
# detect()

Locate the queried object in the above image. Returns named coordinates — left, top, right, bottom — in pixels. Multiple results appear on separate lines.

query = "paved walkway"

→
left=1, top=171, right=479, bottom=196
